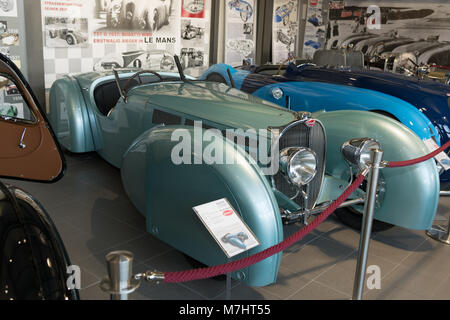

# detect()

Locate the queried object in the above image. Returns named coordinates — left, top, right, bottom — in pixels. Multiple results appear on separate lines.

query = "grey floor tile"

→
left=400, top=242, right=450, bottom=280
left=288, top=281, right=350, bottom=300
left=431, top=278, right=450, bottom=300
left=313, top=252, right=398, bottom=296
left=374, top=265, right=445, bottom=298
left=214, top=284, right=280, bottom=300
left=63, top=208, right=146, bottom=248
left=367, top=227, right=427, bottom=264
left=96, top=199, right=148, bottom=233
left=78, top=282, right=108, bottom=300
left=321, top=224, right=377, bottom=251
left=257, top=267, right=311, bottom=299
left=281, top=236, right=355, bottom=280
left=364, top=286, right=425, bottom=300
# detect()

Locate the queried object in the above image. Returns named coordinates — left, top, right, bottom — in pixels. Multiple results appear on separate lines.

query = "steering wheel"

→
left=122, top=70, right=164, bottom=93
left=276, top=56, right=302, bottom=76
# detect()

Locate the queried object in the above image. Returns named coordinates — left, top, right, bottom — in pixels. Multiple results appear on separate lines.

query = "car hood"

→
left=130, top=81, right=297, bottom=130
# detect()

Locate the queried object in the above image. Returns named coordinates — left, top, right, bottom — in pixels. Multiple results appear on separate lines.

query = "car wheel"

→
left=206, top=73, right=228, bottom=85
left=66, top=35, right=75, bottom=45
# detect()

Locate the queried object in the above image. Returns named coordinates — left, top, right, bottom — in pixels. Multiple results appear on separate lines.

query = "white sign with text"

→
left=193, top=198, right=260, bottom=259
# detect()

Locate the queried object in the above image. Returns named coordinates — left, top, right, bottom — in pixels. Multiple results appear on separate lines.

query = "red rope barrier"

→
left=160, top=141, right=450, bottom=284
left=164, top=173, right=366, bottom=284
left=387, top=141, right=450, bottom=168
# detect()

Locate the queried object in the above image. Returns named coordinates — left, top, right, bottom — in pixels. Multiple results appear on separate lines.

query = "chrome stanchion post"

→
left=352, top=149, right=384, bottom=300
left=100, top=251, right=141, bottom=300
left=426, top=216, right=450, bottom=245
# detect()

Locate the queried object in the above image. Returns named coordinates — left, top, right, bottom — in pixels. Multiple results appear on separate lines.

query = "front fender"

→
left=121, top=125, right=283, bottom=287
left=315, top=110, right=439, bottom=230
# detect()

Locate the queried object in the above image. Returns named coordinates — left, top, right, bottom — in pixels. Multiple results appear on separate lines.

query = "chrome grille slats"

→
left=272, top=120, right=326, bottom=210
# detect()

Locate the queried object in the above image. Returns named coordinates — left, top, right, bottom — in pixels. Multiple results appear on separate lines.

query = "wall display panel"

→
left=225, top=0, right=258, bottom=66
left=0, top=0, right=30, bottom=120
left=41, top=0, right=211, bottom=89
left=302, top=0, right=450, bottom=66
left=272, top=0, right=300, bottom=64
left=302, top=0, right=326, bottom=60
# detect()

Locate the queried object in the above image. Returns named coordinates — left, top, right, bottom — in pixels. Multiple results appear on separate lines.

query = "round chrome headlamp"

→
left=341, top=138, right=381, bottom=170
left=280, top=147, right=318, bottom=186
left=272, top=87, right=284, bottom=100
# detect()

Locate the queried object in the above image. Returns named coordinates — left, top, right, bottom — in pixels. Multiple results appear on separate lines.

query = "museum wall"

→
left=15, top=0, right=450, bottom=108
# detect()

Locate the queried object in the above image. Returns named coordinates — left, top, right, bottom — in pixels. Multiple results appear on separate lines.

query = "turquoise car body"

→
left=48, top=70, right=439, bottom=287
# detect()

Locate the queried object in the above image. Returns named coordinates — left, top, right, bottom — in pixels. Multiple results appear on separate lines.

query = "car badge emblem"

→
left=306, top=119, right=316, bottom=127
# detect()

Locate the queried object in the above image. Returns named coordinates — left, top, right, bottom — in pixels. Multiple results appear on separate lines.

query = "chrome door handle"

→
left=18, top=128, right=26, bottom=149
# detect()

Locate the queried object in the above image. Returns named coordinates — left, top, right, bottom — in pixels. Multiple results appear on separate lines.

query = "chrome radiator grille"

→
left=272, top=120, right=326, bottom=210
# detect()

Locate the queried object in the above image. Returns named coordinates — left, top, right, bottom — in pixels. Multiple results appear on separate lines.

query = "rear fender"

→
left=121, top=125, right=283, bottom=287
left=315, top=110, right=439, bottom=230
left=48, top=76, right=96, bottom=153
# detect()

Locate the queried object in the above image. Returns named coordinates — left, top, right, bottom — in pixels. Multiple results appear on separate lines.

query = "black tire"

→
left=206, top=73, right=227, bottom=84
left=49, top=31, right=57, bottom=39
left=66, top=35, right=75, bottom=45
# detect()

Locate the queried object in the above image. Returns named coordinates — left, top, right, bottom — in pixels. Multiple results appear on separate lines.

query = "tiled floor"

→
left=5, top=151, right=450, bottom=300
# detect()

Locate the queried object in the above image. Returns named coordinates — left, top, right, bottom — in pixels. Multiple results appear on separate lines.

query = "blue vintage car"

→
left=48, top=59, right=439, bottom=287
left=200, top=63, right=447, bottom=185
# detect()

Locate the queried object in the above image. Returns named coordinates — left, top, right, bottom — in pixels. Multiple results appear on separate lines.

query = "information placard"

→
left=193, top=198, right=260, bottom=258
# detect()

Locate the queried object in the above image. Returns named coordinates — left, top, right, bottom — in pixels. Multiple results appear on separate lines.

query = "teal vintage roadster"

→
left=48, top=58, right=439, bottom=287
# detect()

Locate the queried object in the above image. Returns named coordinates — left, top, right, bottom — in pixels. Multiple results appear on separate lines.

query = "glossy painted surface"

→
left=201, top=64, right=438, bottom=141
left=49, top=69, right=440, bottom=286
left=0, top=184, right=79, bottom=300
left=314, top=110, right=439, bottom=230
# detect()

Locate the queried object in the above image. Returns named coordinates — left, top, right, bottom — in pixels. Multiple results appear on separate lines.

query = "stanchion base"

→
left=426, top=227, right=450, bottom=245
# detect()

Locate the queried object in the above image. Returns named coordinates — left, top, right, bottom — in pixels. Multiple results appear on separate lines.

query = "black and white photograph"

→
left=44, top=17, right=89, bottom=48
left=308, top=0, right=450, bottom=76
left=180, top=47, right=204, bottom=68
left=181, top=19, right=205, bottom=46
left=0, top=0, right=17, bottom=17
left=92, top=0, right=179, bottom=35
left=93, top=48, right=176, bottom=71
left=225, top=0, right=257, bottom=65
left=0, top=21, right=7, bottom=33
left=0, top=32, right=18, bottom=46
left=272, top=0, right=300, bottom=63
